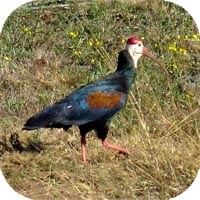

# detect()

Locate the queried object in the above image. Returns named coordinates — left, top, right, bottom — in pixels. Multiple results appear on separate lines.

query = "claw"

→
left=102, top=139, right=129, bottom=155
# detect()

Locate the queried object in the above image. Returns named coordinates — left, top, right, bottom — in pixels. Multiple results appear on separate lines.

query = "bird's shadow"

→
left=0, top=133, right=44, bottom=155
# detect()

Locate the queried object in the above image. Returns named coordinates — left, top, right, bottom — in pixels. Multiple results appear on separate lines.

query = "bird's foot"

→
left=102, top=139, right=129, bottom=155
left=118, top=150, right=129, bottom=156
left=82, top=160, right=88, bottom=165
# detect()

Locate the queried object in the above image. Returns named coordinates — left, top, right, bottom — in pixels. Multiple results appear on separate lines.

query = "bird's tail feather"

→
left=22, top=104, right=68, bottom=130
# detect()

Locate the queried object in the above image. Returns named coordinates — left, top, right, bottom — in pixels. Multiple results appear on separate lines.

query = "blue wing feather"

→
left=23, top=72, right=128, bottom=129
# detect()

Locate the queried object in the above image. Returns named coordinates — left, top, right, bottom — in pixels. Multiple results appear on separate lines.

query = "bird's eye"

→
left=138, top=43, right=142, bottom=47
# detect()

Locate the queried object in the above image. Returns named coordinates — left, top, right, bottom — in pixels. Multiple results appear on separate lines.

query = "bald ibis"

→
left=23, top=37, right=169, bottom=163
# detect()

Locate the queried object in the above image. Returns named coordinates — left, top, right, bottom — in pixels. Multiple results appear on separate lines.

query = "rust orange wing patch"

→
left=86, top=91, right=124, bottom=109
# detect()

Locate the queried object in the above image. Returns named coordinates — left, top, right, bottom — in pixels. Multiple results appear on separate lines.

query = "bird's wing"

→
left=51, top=88, right=126, bottom=125
left=66, top=90, right=127, bottom=125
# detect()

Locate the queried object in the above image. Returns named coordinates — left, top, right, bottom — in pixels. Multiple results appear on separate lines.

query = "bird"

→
left=22, top=37, right=169, bottom=164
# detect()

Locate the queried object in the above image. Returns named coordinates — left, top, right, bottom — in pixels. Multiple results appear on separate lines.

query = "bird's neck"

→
left=116, top=50, right=137, bottom=93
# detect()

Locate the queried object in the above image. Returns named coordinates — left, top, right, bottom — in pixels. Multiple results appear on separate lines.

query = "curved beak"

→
left=143, top=47, right=170, bottom=79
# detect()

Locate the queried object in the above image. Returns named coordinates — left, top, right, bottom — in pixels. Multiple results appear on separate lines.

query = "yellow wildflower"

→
left=179, top=48, right=187, bottom=54
left=185, top=94, right=192, bottom=101
left=192, top=34, right=200, bottom=41
left=177, top=35, right=181, bottom=39
left=172, top=63, right=178, bottom=70
left=168, top=46, right=177, bottom=51
left=88, top=40, right=93, bottom=46
left=73, top=50, right=82, bottom=56
left=168, top=42, right=177, bottom=51
left=91, top=58, right=95, bottom=64
left=141, top=36, right=145, bottom=40
left=192, top=34, right=198, bottom=39
left=23, top=27, right=32, bottom=35
left=3, top=56, right=12, bottom=62
left=184, top=35, right=188, bottom=40
left=68, top=31, right=77, bottom=38
left=95, top=39, right=102, bottom=46
left=121, top=39, right=126, bottom=44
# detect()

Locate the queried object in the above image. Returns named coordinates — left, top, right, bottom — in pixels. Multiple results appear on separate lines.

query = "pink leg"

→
left=102, top=139, right=129, bottom=155
left=81, top=136, right=87, bottom=164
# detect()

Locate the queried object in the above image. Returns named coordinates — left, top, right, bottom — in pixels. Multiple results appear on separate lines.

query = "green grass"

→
left=0, top=0, right=200, bottom=199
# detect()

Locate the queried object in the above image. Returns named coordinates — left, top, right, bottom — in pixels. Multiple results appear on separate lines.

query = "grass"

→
left=0, top=0, right=200, bottom=199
